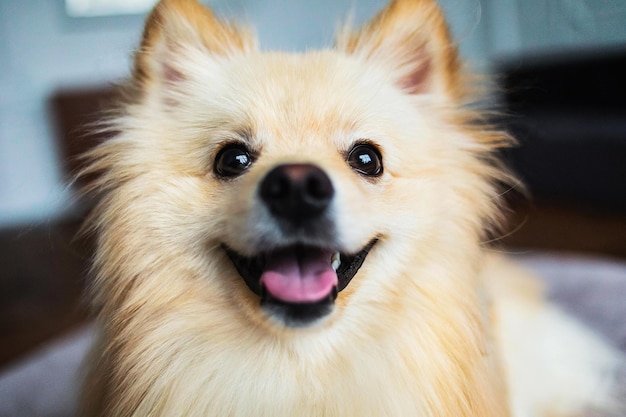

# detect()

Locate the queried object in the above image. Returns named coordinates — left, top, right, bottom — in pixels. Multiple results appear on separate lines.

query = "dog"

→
left=80, top=0, right=624, bottom=415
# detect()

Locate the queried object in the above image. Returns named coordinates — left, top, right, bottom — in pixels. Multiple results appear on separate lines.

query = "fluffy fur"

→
left=80, top=0, right=624, bottom=416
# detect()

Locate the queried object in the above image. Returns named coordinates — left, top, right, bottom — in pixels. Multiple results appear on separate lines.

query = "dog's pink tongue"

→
left=261, top=247, right=337, bottom=303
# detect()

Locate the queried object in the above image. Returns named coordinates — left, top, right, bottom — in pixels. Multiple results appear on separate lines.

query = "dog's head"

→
left=87, top=0, right=508, bottom=331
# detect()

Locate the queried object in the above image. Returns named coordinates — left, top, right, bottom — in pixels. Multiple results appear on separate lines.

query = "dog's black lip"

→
left=260, top=288, right=337, bottom=327
left=335, top=239, right=378, bottom=292
left=221, top=239, right=378, bottom=299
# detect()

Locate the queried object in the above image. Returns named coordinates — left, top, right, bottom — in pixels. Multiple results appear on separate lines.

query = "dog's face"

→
left=90, top=0, right=504, bottom=332
left=199, top=53, right=431, bottom=327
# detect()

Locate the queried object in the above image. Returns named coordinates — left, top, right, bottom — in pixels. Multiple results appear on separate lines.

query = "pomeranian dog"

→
left=80, top=0, right=624, bottom=415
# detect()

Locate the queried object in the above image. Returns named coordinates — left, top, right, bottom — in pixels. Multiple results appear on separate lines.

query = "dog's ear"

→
left=336, top=0, right=462, bottom=100
left=133, top=0, right=255, bottom=89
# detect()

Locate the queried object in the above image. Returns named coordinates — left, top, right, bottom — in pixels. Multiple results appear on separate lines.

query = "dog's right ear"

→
left=133, top=0, right=255, bottom=89
left=336, top=0, right=463, bottom=101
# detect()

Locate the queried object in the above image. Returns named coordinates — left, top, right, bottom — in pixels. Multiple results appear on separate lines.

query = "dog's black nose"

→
left=259, top=164, right=334, bottom=223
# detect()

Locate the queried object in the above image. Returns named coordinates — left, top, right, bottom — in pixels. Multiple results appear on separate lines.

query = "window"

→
left=65, top=0, right=159, bottom=17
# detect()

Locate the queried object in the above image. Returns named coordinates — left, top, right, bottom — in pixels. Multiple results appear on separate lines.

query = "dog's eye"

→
left=347, top=143, right=383, bottom=177
left=214, top=144, right=253, bottom=178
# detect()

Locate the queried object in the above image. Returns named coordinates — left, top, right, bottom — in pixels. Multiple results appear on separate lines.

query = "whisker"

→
left=481, top=211, right=529, bottom=246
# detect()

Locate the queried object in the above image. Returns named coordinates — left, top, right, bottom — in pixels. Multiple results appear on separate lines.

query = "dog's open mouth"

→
left=222, top=240, right=377, bottom=326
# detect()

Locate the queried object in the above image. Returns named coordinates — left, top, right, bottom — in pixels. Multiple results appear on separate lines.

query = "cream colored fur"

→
left=81, top=0, right=623, bottom=416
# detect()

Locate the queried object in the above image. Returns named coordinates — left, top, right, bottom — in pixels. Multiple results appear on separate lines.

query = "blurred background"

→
left=0, top=0, right=625, bottom=380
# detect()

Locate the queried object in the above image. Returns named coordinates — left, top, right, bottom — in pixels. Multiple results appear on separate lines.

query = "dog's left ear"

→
left=133, top=0, right=256, bottom=90
left=336, top=0, right=462, bottom=100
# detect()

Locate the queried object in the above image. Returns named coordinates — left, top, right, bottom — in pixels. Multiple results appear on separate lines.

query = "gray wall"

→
left=1, top=0, right=625, bottom=226
left=0, top=0, right=145, bottom=225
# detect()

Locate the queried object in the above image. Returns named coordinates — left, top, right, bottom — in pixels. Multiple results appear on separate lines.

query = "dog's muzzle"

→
left=223, top=163, right=377, bottom=326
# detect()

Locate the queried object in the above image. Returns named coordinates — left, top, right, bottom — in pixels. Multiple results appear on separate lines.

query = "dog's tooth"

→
left=331, top=252, right=341, bottom=271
